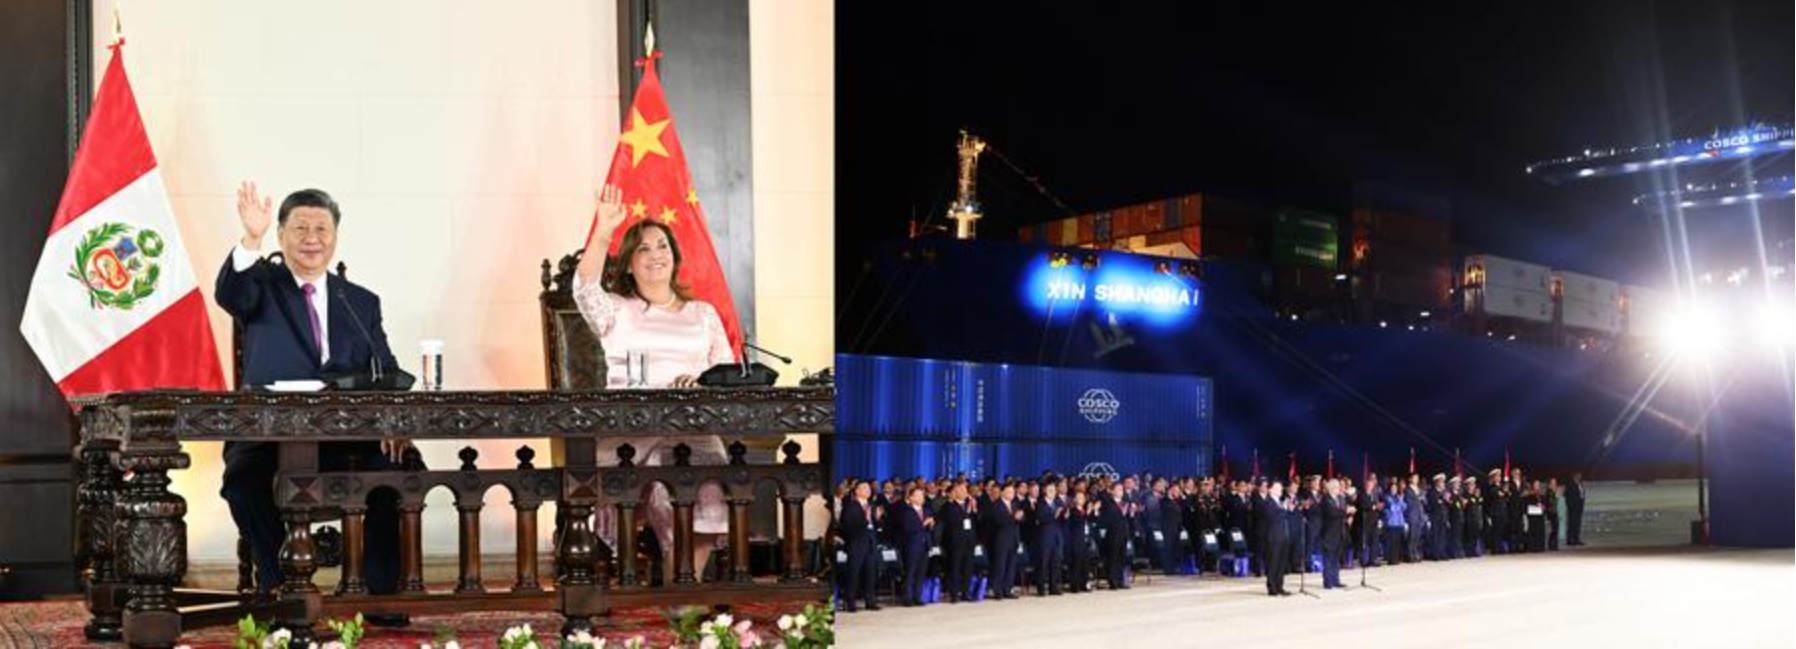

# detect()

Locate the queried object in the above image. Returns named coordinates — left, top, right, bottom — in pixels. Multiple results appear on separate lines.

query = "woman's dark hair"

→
left=602, top=219, right=693, bottom=302
left=279, top=189, right=341, bottom=225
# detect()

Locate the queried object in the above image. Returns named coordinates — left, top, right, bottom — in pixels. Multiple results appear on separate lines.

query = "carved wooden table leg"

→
left=278, top=508, right=321, bottom=645
left=781, top=496, right=807, bottom=582
left=559, top=437, right=603, bottom=636
left=275, top=442, right=322, bottom=645
left=337, top=506, right=368, bottom=595
left=728, top=497, right=752, bottom=583
left=118, top=448, right=190, bottom=649
left=78, top=441, right=125, bottom=641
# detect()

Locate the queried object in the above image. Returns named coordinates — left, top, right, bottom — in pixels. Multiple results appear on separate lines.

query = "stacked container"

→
left=1268, top=208, right=1341, bottom=303
left=1463, top=254, right=1553, bottom=322
left=1347, top=207, right=1453, bottom=316
left=1555, top=270, right=1624, bottom=335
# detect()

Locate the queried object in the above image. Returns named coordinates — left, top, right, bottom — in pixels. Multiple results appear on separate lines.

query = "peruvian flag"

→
left=19, top=43, right=224, bottom=401
left=592, top=50, right=742, bottom=357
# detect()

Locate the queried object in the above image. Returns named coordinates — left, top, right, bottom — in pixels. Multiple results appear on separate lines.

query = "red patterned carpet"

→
left=0, top=599, right=814, bottom=648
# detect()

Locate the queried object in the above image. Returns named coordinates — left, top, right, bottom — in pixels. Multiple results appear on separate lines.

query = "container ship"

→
left=837, top=187, right=1792, bottom=488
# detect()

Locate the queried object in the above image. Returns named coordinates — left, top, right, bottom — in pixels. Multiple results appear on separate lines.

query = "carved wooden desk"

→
left=73, top=387, right=834, bottom=649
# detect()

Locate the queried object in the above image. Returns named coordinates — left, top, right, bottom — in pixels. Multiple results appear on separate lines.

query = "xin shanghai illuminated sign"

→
left=1022, top=250, right=1202, bottom=327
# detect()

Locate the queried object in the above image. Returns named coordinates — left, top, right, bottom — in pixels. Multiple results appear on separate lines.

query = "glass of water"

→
left=419, top=339, right=445, bottom=391
left=625, top=350, right=648, bottom=387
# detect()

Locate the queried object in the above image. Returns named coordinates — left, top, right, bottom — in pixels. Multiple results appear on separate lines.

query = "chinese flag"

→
left=1287, top=453, right=1297, bottom=481
left=593, top=52, right=742, bottom=358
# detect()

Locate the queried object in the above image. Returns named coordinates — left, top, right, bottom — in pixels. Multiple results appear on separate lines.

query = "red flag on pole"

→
left=593, top=50, right=743, bottom=357
left=1408, top=447, right=1417, bottom=475
left=18, top=41, right=225, bottom=401
left=1287, top=453, right=1298, bottom=481
left=1504, top=447, right=1512, bottom=478
left=1219, top=445, right=1230, bottom=484
left=1454, top=448, right=1463, bottom=478
left=1326, top=449, right=1335, bottom=480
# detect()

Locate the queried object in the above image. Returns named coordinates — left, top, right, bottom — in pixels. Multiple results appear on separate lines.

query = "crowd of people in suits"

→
left=831, top=466, right=1589, bottom=609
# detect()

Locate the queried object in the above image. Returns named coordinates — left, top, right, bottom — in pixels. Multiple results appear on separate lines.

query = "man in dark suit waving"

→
left=215, top=182, right=410, bottom=610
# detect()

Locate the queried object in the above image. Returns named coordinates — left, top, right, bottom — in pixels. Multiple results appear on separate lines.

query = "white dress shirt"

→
left=233, top=244, right=330, bottom=364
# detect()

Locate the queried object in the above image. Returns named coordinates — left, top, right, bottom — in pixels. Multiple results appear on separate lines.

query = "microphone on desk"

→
left=325, top=288, right=416, bottom=391
left=698, top=333, right=787, bottom=387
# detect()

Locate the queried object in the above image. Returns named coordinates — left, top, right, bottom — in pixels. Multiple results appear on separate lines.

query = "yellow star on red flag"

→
left=658, top=206, right=679, bottom=223
left=618, top=108, right=671, bottom=167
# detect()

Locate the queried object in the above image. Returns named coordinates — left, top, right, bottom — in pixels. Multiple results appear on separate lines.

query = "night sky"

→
left=836, top=1, right=1794, bottom=289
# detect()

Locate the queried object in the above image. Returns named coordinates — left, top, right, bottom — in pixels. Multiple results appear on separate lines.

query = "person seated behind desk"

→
left=214, top=182, right=412, bottom=626
left=573, top=186, right=735, bottom=584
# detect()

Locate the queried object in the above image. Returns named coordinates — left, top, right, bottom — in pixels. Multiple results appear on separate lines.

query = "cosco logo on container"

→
left=1078, top=388, right=1121, bottom=424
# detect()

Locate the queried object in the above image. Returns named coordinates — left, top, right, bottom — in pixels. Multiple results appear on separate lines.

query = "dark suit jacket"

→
left=939, top=499, right=977, bottom=550
left=215, top=252, right=397, bottom=386
left=1256, top=496, right=1292, bottom=545
left=892, top=504, right=931, bottom=553
left=1318, top=494, right=1349, bottom=548
left=840, top=499, right=877, bottom=553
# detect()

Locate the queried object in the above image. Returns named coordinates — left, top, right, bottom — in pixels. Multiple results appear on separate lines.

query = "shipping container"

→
left=1623, top=285, right=1671, bottom=338
left=1354, top=238, right=1449, bottom=276
left=1077, top=214, right=1095, bottom=243
left=835, top=439, right=1208, bottom=483
left=1272, top=264, right=1340, bottom=299
left=1473, top=284, right=1553, bottom=323
left=1202, top=194, right=1271, bottom=233
left=838, top=355, right=1213, bottom=441
left=1556, top=270, right=1622, bottom=308
left=1271, top=237, right=1338, bottom=269
left=1094, top=212, right=1114, bottom=242
left=1140, top=200, right=1168, bottom=232
left=1463, top=254, right=1551, bottom=293
left=1163, top=195, right=1202, bottom=229
left=1561, top=298, right=1623, bottom=333
left=1201, top=228, right=1261, bottom=260
left=1350, top=208, right=1451, bottom=251
left=1272, top=208, right=1339, bottom=242
left=1058, top=218, right=1080, bottom=245
left=1358, top=269, right=1451, bottom=309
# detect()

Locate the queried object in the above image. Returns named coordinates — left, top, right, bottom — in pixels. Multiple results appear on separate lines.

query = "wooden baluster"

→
left=781, top=495, right=807, bottom=582
left=514, top=446, right=544, bottom=592
left=514, top=501, right=542, bottom=592
left=616, top=502, right=640, bottom=587
left=456, top=501, right=484, bottom=593
left=455, top=447, right=485, bottom=593
left=337, top=507, right=368, bottom=595
left=673, top=498, right=697, bottom=585
left=118, top=445, right=191, bottom=649
left=400, top=503, right=427, bottom=593
left=77, top=440, right=124, bottom=641
left=728, top=497, right=752, bottom=583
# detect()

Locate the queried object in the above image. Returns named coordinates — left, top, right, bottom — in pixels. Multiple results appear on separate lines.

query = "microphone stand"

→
left=1360, top=513, right=1382, bottom=592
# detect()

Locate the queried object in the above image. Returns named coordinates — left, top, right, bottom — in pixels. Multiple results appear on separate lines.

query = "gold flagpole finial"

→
left=644, top=21, right=656, bottom=54
left=112, top=5, right=124, bottom=43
